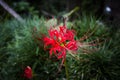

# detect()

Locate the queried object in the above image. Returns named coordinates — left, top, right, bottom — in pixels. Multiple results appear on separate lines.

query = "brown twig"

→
left=0, top=0, right=23, bottom=22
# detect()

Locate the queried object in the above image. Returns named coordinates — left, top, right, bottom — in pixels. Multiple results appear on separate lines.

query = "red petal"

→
left=65, top=30, right=75, bottom=41
left=66, top=41, right=78, bottom=50
left=43, top=37, right=55, bottom=46
left=24, top=66, right=32, bottom=79
left=60, top=26, right=66, bottom=34
left=57, top=49, right=66, bottom=59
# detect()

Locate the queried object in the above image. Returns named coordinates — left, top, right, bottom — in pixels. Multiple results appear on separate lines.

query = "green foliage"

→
left=0, top=20, right=15, bottom=79
left=73, top=15, right=108, bottom=41
left=13, top=1, right=39, bottom=16
left=69, top=17, right=120, bottom=80
left=0, top=17, right=65, bottom=80
left=0, top=15, right=120, bottom=80
left=67, top=44, right=119, bottom=80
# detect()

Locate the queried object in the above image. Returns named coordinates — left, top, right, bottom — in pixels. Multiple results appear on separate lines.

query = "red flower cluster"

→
left=24, top=66, right=32, bottom=79
left=43, top=26, right=78, bottom=60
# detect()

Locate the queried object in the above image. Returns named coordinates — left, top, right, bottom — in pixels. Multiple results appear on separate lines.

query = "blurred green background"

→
left=0, top=0, right=120, bottom=80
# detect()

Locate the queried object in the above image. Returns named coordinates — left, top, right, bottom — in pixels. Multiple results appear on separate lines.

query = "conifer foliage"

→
left=0, top=16, right=120, bottom=80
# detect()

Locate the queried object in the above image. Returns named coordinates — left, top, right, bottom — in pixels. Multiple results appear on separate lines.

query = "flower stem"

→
left=64, top=59, right=69, bottom=80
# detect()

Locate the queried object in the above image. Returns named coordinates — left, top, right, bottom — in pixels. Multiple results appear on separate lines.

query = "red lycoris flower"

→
left=24, top=66, right=32, bottom=79
left=43, top=26, right=78, bottom=60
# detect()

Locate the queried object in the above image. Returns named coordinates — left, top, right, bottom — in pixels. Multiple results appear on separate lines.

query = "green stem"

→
left=63, top=7, right=79, bottom=18
left=64, top=59, right=69, bottom=80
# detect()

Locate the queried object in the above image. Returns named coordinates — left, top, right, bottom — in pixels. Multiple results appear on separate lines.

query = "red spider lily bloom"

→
left=43, top=26, right=78, bottom=60
left=24, top=66, right=32, bottom=79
